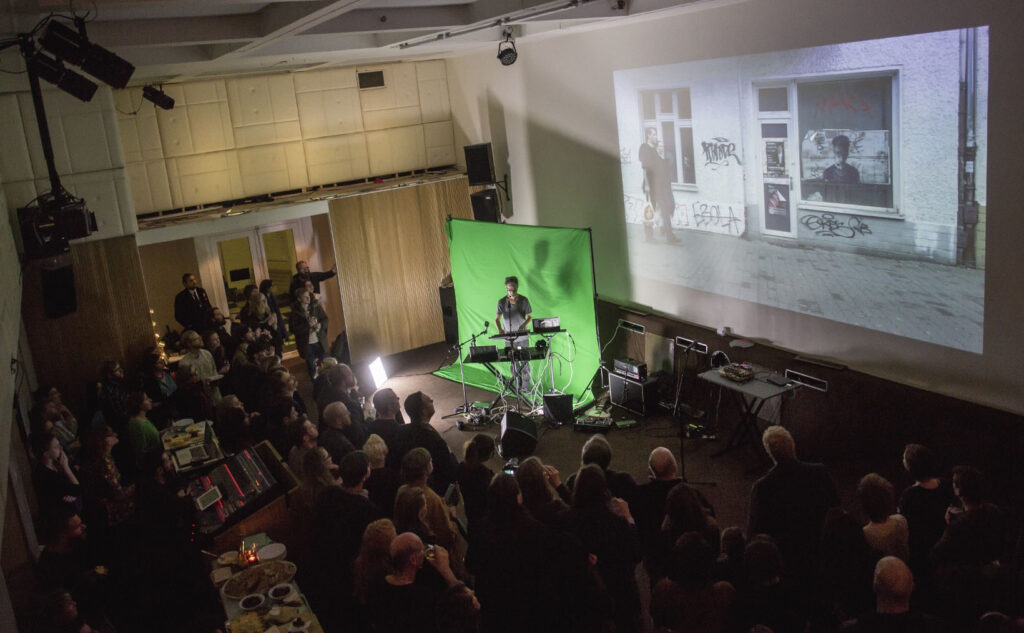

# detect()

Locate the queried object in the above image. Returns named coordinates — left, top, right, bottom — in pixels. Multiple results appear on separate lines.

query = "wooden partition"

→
left=21, top=235, right=155, bottom=412
left=329, top=177, right=474, bottom=363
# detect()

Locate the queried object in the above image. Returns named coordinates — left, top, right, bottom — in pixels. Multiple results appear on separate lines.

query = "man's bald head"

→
left=648, top=447, right=678, bottom=480
left=322, top=401, right=351, bottom=429
left=390, top=532, right=424, bottom=570
left=873, top=556, right=914, bottom=613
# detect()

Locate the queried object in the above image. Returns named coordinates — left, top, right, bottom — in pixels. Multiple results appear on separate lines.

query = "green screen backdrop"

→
left=435, top=219, right=601, bottom=408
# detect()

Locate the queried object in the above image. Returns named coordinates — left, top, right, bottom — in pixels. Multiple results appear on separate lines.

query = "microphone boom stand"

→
left=443, top=323, right=489, bottom=422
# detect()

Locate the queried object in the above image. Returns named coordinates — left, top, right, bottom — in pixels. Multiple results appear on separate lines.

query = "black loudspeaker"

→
left=609, top=373, right=657, bottom=416
left=464, top=143, right=496, bottom=185
left=543, top=394, right=573, bottom=425
left=40, top=260, right=77, bottom=318
left=439, top=285, right=458, bottom=345
left=470, top=189, right=500, bottom=223
left=500, top=411, right=538, bottom=458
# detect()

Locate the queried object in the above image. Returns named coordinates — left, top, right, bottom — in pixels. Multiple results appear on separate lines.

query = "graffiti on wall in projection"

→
left=701, top=137, right=742, bottom=168
left=800, top=213, right=872, bottom=238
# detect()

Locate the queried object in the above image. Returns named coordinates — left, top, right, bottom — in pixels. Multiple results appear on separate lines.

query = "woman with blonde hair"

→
left=353, top=518, right=397, bottom=604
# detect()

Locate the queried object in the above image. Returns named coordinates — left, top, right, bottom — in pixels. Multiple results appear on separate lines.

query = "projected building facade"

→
left=614, top=27, right=988, bottom=352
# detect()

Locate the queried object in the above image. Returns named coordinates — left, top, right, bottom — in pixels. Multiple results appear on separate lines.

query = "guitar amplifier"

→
left=613, top=357, right=647, bottom=381
left=609, top=372, right=657, bottom=416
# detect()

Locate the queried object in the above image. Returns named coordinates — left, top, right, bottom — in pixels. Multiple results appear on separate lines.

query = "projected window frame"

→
left=639, top=88, right=697, bottom=189
left=794, top=72, right=900, bottom=218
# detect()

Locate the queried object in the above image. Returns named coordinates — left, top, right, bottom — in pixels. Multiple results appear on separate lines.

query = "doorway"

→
left=212, top=223, right=302, bottom=353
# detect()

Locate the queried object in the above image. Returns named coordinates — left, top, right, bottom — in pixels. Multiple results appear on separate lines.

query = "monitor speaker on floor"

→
left=500, top=411, right=537, bottom=458
left=543, top=394, right=573, bottom=425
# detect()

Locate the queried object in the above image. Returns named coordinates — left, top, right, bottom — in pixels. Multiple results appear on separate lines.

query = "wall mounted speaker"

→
left=470, top=189, right=500, bottom=222
left=500, top=411, right=537, bottom=458
left=41, top=260, right=77, bottom=318
left=464, top=143, right=496, bottom=185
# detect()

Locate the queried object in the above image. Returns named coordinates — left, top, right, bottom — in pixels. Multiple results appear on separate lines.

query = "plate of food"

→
left=222, top=560, right=297, bottom=600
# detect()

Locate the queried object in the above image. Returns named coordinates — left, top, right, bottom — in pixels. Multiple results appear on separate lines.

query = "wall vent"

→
left=358, top=70, right=385, bottom=89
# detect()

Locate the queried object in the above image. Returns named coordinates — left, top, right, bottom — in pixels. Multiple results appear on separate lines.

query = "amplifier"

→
left=613, top=357, right=647, bottom=380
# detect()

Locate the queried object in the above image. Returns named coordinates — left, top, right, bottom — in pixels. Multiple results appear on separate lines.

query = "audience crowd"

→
left=17, top=270, right=1024, bottom=633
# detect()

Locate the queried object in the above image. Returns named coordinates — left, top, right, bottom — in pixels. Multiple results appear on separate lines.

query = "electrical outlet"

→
left=674, top=336, right=708, bottom=355
left=784, top=369, right=828, bottom=392
left=618, top=319, right=645, bottom=335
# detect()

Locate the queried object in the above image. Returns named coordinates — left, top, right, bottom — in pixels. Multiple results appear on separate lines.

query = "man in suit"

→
left=748, top=425, right=838, bottom=594
left=173, top=273, right=213, bottom=333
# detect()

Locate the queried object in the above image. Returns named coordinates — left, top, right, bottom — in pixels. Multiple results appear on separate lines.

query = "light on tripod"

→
left=496, top=29, right=518, bottom=66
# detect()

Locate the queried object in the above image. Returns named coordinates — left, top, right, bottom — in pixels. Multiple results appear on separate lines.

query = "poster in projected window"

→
left=614, top=27, right=988, bottom=353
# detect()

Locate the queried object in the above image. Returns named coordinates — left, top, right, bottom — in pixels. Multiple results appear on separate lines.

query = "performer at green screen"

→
left=495, top=276, right=533, bottom=395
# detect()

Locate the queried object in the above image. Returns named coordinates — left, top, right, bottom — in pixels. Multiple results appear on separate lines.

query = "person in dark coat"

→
left=173, top=273, right=213, bottom=333
left=390, top=392, right=458, bottom=496
left=747, top=425, right=838, bottom=597
left=290, top=260, right=336, bottom=296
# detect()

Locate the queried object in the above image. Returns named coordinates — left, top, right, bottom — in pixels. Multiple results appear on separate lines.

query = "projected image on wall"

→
left=614, top=27, right=988, bottom=353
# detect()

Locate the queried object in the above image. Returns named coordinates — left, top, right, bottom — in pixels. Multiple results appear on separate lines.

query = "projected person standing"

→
left=823, top=134, right=860, bottom=184
left=651, top=141, right=680, bottom=243
left=638, top=127, right=660, bottom=242
left=495, top=276, right=533, bottom=395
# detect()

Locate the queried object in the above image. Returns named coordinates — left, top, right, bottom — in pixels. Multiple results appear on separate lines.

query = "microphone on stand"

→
left=481, top=321, right=490, bottom=336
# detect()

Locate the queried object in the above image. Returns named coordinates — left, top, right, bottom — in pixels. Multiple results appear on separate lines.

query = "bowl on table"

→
left=268, top=583, right=294, bottom=602
left=239, top=593, right=266, bottom=612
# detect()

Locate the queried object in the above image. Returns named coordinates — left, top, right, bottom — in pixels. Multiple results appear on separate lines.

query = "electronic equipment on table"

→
left=532, top=317, right=562, bottom=333
left=719, top=362, right=754, bottom=383
left=614, top=357, right=647, bottom=381
left=163, top=420, right=222, bottom=470
left=188, top=448, right=278, bottom=534
left=465, top=346, right=547, bottom=364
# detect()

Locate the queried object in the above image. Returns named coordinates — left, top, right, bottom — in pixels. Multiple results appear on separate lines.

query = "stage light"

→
left=27, top=51, right=97, bottom=102
left=369, top=357, right=388, bottom=390
left=142, top=85, right=175, bottom=110
left=497, top=29, right=517, bottom=66
left=40, top=20, right=135, bottom=88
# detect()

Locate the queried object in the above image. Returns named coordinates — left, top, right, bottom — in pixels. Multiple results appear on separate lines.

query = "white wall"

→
left=445, top=0, right=1024, bottom=414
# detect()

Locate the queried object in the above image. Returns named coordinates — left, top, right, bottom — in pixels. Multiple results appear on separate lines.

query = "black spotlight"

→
left=497, top=29, right=517, bottom=66
left=40, top=20, right=135, bottom=88
left=142, top=85, right=175, bottom=110
left=27, top=51, right=97, bottom=102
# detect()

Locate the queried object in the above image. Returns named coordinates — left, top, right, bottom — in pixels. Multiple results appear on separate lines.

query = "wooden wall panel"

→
left=329, top=177, right=473, bottom=362
left=21, top=235, right=155, bottom=413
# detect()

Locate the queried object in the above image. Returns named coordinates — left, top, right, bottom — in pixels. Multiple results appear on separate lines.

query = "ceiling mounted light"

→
left=27, top=51, right=97, bottom=102
left=142, top=85, right=175, bottom=110
left=497, top=29, right=517, bottom=66
left=40, top=19, right=135, bottom=88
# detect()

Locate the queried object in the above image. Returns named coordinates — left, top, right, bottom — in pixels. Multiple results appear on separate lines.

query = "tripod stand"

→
left=442, top=323, right=491, bottom=426
left=672, top=340, right=716, bottom=487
